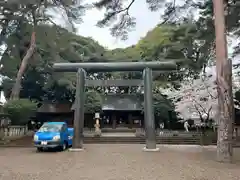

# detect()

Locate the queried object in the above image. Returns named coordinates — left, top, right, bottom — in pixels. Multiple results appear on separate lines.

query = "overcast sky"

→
left=58, top=0, right=237, bottom=52
left=55, top=0, right=162, bottom=49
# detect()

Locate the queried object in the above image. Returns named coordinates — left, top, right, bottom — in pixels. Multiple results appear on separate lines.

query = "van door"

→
left=61, top=124, right=68, bottom=144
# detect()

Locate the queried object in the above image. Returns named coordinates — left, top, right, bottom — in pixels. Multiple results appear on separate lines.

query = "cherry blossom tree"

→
left=162, top=75, right=217, bottom=124
left=161, top=68, right=240, bottom=125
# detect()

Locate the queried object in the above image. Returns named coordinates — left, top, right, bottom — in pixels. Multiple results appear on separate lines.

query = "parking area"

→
left=0, top=144, right=240, bottom=180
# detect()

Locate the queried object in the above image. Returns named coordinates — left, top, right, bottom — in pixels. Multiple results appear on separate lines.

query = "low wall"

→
left=0, top=126, right=28, bottom=140
left=135, top=128, right=202, bottom=137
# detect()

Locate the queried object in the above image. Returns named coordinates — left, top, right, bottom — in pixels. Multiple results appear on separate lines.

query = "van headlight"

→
left=33, top=135, right=38, bottom=141
left=52, top=135, right=60, bottom=141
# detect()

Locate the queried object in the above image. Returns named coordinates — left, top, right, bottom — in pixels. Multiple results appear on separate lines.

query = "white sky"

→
left=54, top=0, right=162, bottom=49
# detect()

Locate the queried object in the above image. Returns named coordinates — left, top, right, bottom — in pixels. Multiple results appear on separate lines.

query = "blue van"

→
left=33, top=122, right=73, bottom=152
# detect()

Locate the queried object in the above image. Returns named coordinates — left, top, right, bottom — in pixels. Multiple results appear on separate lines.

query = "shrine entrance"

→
left=100, top=94, right=143, bottom=129
left=53, top=61, right=177, bottom=151
left=102, top=110, right=143, bottom=129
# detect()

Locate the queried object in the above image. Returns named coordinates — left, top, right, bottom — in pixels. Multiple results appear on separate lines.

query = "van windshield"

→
left=38, top=124, right=62, bottom=132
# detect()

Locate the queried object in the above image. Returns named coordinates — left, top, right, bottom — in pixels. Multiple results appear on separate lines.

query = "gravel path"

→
left=0, top=144, right=240, bottom=180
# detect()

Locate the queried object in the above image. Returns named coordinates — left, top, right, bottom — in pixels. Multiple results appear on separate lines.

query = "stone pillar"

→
left=94, top=118, right=101, bottom=136
left=143, top=68, right=158, bottom=151
left=112, top=114, right=116, bottom=129
left=128, top=114, right=133, bottom=129
left=71, top=68, right=85, bottom=151
left=235, top=127, right=238, bottom=137
left=94, top=113, right=101, bottom=136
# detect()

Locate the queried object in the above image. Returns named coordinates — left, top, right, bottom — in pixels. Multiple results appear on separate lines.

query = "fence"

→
left=0, top=126, right=28, bottom=140
left=135, top=128, right=202, bottom=137
left=135, top=128, right=218, bottom=145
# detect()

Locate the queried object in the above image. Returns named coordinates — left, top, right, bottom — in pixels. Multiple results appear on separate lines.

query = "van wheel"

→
left=37, top=147, right=43, bottom=152
left=61, top=142, right=68, bottom=151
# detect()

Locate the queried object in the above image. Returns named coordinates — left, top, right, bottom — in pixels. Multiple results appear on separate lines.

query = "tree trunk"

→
left=213, top=0, right=234, bottom=163
left=0, top=19, right=10, bottom=46
left=216, top=59, right=234, bottom=163
left=10, top=32, right=36, bottom=100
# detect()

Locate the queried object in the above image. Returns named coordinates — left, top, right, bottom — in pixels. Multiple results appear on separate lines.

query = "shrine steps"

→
left=101, top=128, right=136, bottom=133
left=83, top=136, right=217, bottom=145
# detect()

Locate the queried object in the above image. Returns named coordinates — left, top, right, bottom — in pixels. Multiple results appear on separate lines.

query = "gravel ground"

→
left=0, top=144, right=240, bottom=180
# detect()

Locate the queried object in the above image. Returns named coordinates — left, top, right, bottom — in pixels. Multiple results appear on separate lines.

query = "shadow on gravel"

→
left=196, top=147, right=240, bottom=165
left=32, top=148, right=70, bottom=154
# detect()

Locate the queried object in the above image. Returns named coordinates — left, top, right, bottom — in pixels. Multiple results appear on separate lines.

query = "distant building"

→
left=71, top=94, right=143, bottom=129
left=35, top=102, right=73, bottom=126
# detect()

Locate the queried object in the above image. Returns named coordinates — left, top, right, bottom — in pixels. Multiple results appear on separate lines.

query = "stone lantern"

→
left=94, top=112, right=101, bottom=136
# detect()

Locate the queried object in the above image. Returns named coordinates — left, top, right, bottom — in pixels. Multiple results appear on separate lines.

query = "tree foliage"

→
left=136, top=23, right=212, bottom=77
left=85, top=91, right=102, bottom=113
left=0, top=0, right=88, bottom=99
left=4, top=0, right=238, bottom=103
left=1, top=24, right=105, bottom=102
left=93, top=0, right=240, bottom=62
left=152, top=93, right=177, bottom=125
left=3, top=98, right=37, bottom=125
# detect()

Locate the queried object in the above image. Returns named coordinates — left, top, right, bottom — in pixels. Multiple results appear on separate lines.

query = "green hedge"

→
left=3, top=99, right=37, bottom=125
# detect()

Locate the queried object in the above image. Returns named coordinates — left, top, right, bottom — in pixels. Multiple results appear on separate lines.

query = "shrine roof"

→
left=71, top=94, right=142, bottom=111
left=101, top=94, right=142, bottom=111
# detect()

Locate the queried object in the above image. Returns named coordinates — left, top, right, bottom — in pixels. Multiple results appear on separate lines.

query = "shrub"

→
left=85, top=91, right=102, bottom=113
left=3, top=99, right=37, bottom=125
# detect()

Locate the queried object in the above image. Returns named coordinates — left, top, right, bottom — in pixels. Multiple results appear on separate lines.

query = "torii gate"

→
left=53, top=61, right=177, bottom=151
